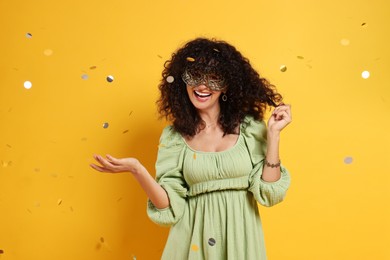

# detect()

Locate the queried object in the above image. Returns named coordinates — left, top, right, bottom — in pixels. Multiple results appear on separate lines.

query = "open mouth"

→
left=194, top=91, right=212, bottom=98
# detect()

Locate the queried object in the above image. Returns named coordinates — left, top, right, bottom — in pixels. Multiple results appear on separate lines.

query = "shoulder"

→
left=241, top=115, right=267, bottom=138
left=159, top=125, right=185, bottom=149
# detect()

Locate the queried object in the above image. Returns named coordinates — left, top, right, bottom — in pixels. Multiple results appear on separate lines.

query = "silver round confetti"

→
left=208, top=238, right=216, bottom=246
left=24, top=81, right=32, bottom=89
left=344, top=157, right=353, bottom=164
left=103, top=122, right=109, bottom=128
left=81, top=74, right=89, bottom=80
left=26, top=33, right=32, bottom=38
left=361, top=71, right=370, bottom=79
left=166, top=76, right=174, bottom=83
left=106, top=75, right=114, bottom=82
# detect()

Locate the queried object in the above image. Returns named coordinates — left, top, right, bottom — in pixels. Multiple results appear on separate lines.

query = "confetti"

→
left=297, top=56, right=304, bottom=59
left=186, top=57, right=195, bottom=62
left=340, top=39, right=350, bottom=46
left=90, top=66, right=97, bottom=70
left=34, top=168, right=40, bottom=172
left=26, top=32, right=32, bottom=38
left=1, top=161, right=12, bottom=167
left=191, top=244, right=199, bottom=251
left=6, top=144, right=12, bottom=148
left=157, top=55, right=163, bottom=58
left=57, top=199, right=62, bottom=205
left=208, top=238, right=216, bottom=246
left=193, top=153, right=197, bottom=160
left=361, top=71, right=370, bottom=79
left=43, top=49, right=53, bottom=56
left=213, top=48, right=220, bottom=52
left=280, top=65, right=287, bottom=72
left=166, top=76, right=175, bottom=83
left=106, top=75, right=114, bottom=82
left=103, top=122, right=109, bottom=129
left=24, top=81, right=32, bottom=89
left=361, top=22, right=367, bottom=27
left=129, top=111, right=133, bottom=116
left=100, top=237, right=105, bottom=243
left=344, top=157, right=353, bottom=164
left=117, top=197, right=123, bottom=202
left=0, top=249, right=4, bottom=254
left=81, top=137, right=88, bottom=141
left=81, top=74, right=89, bottom=80
left=122, top=130, right=129, bottom=134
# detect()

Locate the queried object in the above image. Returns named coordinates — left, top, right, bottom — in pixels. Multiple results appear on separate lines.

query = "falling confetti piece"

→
left=129, top=111, right=133, bottom=116
left=208, top=238, right=216, bottom=246
left=81, top=137, right=88, bottom=141
left=280, top=65, right=287, bottom=72
left=51, top=173, right=58, bottom=178
left=81, top=74, right=89, bottom=80
left=100, top=237, right=105, bottom=243
left=344, top=157, right=353, bottom=164
left=193, top=153, right=197, bottom=160
left=27, top=209, right=32, bottom=213
left=35, top=202, right=41, bottom=207
left=117, top=197, right=123, bottom=202
left=157, top=55, right=163, bottom=58
left=122, top=130, right=129, bottom=134
left=103, top=122, right=109, bottom=128
left=24, top=81, right=32, bottom=89
left=26, top=33, right=32, bottom=38
left=166, top=76, right=175, bottom=83
left=361, top=22, right=367, bottom=27
left=70, top=206, right=74, bottom=212
left=131, top=255, right=137, bottom=260
left=340, top=39, right=350, bottom=46
left=34, top=168, right=40, bottom=172
left=361, top=71, right=370, bottom=79
left=6, top=144, right=12, bottom=148
left=1, top=161, right=12, bottom=167
left=90, top=66, right=97, bottom=70
left=297, top=56, right=304, bottom=59
left=57, top=199, right=62, bottom=205
left=186, top=57, right=195, bottom=62
left=106, top=75, right=114, bottom=82
left=191, top=244, right=199, bottom=251
left=43, top=49, right=53, bottom=56
left=0, top=249, right=4, bottom=254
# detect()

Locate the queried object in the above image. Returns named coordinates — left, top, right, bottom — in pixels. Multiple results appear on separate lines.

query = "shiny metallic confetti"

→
left=122, top=130, right=129, bottom=134
left=129, top=111, right=133, bottom=116
left=280, top=65, right=287, bottom=72
left=186, top=57, right=195, bottom=62
left=6, top=144, right=12, bottom=148
left=193, top=153, right=197, bottom=160
left=340, top=39, right=350, bottom=46
left=43, top=49, right=53, bottom=56
left=81, top=137, right=88, bottom=141
left=100, top=237, right=105, bottom=243
left=191, top=244, right=199, bottom=251
left=34, top=168, right=40, bottom=172
left=361, top=22, right=367, bottom=27
left=0, top=249, right=4, bottom=254
left=208, top=238, right=216, bottom=246
left=157, top=55, right=163, bottom=58
left=344, top=157, right=353, bottom=164
left=26, top=33, right=32, bottom=38
left=297, top=56, right=304, bottom=59
left=213, top=48, right=220, bottom=52
left=166, top=76, right=175, bottom=83
left=57, top=199, right=62, bottom=205
left=106, top=75, right=114, bottom=82
left=103, top=122, right=109, bottom=128
left=81, top=74, right=89, bottom=80
left=361, top=71, right=370, bottom=79
left=90, top=66, right=97, bottom=70
left=24, top=81, right=32, bottom=89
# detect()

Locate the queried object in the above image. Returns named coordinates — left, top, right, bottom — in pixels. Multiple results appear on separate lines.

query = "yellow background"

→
left=1, top=0, right=389, bottom=259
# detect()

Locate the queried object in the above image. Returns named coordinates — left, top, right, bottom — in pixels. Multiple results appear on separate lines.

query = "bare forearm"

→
left=261, top=131, right=281, bottom=182
left=132, top=164, right=170, bottom=209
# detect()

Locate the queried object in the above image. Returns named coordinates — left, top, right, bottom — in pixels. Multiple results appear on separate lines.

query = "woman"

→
left=90, top=38, right=292, bottom=259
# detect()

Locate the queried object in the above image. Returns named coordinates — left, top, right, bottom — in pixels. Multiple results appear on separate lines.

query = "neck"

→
left=198, top=108, right=220, bottom=128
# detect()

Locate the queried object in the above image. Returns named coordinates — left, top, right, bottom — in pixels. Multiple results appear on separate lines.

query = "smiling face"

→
left=186, top=84, right=223, bottom=112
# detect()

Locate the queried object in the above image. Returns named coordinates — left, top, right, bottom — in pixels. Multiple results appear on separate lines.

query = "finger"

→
left=96, top=155, right=116, bottom=169
left=276, top=111, right=291, bottom=122
left=90, top=163, right=113, bottom=173
left=106, top=154, right=120, bottom=165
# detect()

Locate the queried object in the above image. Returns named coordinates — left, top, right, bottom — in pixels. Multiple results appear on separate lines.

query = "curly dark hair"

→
left=157, top=37, right=283, bottom=137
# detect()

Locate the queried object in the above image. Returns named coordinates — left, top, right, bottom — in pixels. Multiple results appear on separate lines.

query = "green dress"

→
left=147, top=116, right=291, bottom=259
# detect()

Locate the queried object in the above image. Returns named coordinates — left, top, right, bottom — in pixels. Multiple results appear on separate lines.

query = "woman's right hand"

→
left=90, top=154, right=141, bottom=174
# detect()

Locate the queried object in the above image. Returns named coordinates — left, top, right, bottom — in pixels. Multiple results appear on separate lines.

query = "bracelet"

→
left=265, top=158, right=281, bottom=168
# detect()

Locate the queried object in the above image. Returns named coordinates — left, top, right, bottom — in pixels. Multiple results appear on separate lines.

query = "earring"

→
left=222, top=94, right=227, bottom=101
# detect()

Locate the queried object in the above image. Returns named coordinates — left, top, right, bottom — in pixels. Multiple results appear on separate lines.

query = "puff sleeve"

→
left=146, top=126, right=188, bottom=227
left=242, top=116, right=291, bottom=207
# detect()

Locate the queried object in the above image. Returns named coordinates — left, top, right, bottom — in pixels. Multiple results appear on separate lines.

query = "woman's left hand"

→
left=267, top=103, right=292, bottom=133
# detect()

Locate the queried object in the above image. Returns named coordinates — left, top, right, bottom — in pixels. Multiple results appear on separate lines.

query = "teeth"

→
left=195, top=91, right=211, bottom=97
